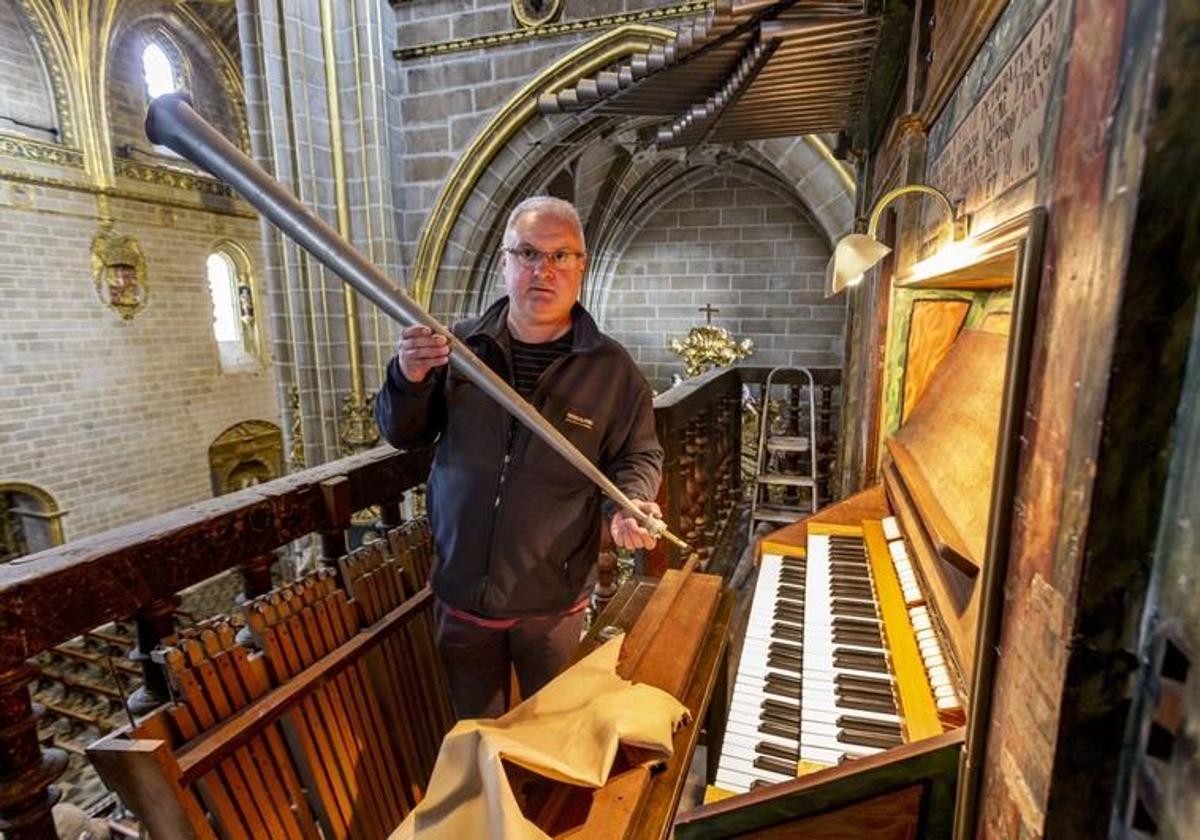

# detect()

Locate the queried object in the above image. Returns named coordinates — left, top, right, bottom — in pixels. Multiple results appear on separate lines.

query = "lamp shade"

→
left=826, top=233, right=893, bottom=295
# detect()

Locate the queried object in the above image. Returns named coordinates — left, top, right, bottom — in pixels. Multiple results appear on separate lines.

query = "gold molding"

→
left=0, top=166, right=256, bottom=218
left=803, top=135, right=856, bottom=194
left=394, top=2, right=706, bottom=60
left=114, top=158, right=235, bottom=197
left=410, top=23, right=676, bottom=306
left=319, top=0, right=371, bottom=443
left=12, top=0, right=76, bottom=146
left=0, top=134, right=84, bottom=169
left=22, top=0, right=120, bottom=189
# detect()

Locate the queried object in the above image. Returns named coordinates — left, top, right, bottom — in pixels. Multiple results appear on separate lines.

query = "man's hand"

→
left=396, top=325, right=450, bottom=383
left=610, top=499, right=662, bottom=551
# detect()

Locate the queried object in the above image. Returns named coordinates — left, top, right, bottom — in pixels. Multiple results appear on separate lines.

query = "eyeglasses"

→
left=503, top=246, right=586, bottom=270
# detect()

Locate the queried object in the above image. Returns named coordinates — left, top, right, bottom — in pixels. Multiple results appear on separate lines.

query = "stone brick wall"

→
left=0, top=1, right=56, bottom=141
left=390, top=0, right=703, bottom=278
left=0, top=188, right=278, bottom=540
left=602, top=175, right=840, bottom=390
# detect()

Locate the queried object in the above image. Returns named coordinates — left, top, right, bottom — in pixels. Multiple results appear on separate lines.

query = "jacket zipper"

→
left=477, top=334, right=515, bottom=611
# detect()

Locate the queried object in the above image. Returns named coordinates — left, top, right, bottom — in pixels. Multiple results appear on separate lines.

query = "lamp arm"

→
left=865, top=184, right=956, bottom=239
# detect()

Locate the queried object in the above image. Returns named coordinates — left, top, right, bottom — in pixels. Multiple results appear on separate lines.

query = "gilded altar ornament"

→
left=91, top=233, right=149, bottom=320
left=512, top=0, right=564, bottom=28
left=669, top=327, right=754, bottom=377
left=668, top=304, right=754, bottom=378
left=340, top=390, right=379, bottom=454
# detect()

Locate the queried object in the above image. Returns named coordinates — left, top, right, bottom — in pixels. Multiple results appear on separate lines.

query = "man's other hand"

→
left=397, top=325, right=451, bottom=383
left=610, top=499, right=662, bottom=551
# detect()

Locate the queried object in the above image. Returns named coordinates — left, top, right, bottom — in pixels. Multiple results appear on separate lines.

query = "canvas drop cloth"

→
left=389, top=635, right=689, bottom=840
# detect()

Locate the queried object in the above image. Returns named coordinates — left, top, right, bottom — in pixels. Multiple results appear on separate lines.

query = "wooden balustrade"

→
left=0, top=445, right=433, bottom=840
left=647, top=366, right=841, bottom=575
left=0, top=368, right=839, bottom=837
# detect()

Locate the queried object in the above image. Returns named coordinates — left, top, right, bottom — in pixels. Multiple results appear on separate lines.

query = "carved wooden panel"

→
left=734, top=784, right=924, bottom=840
left=901, top=299, right=970, bottom=422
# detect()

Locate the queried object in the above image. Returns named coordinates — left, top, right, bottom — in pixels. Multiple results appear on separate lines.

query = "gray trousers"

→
left=434, top=599, right=587, bottom=720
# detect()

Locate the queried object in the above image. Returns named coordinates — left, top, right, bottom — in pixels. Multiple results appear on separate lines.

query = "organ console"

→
left=678, top=209, right=1046, bottom=838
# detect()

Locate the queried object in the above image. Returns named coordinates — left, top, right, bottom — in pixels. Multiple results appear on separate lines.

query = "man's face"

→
left=502, top=209, right=586, bottom=333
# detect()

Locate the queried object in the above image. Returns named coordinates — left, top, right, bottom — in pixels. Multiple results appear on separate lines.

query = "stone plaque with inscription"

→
left=928, top=0, right=1066, bottom=218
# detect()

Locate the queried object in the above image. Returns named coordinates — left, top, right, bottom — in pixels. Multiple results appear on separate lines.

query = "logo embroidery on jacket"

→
left=565, top=411, right=594, bottom=430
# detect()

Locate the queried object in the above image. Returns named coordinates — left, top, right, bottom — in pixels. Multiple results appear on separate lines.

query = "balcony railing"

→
left=0, top=446, right=433, bottom=840
left=647, top=366, right=841, bottom=574
left=0, top=364, right=840, bottom=838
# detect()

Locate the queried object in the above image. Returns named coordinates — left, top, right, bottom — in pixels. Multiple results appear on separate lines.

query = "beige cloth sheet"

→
left=389, top=636, right=689, bottom=840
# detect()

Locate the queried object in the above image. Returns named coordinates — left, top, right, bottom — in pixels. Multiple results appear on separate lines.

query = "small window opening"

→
left=142, top=42, right=177, bottom=100
left=207, top=250, right=261, bottom=373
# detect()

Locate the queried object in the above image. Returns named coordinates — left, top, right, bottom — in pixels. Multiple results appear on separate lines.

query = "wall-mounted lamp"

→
left=826, top=184, right=969, bottom=295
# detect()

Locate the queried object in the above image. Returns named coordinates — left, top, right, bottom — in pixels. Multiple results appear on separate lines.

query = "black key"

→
left=755, top=755, right=798, bottom=776
left=838, top=730, right=902, bottom=750
left=759, top=720, right=800, bottom=740
left=836, top=674, right=894, bottom=693
left=834, top=653, right=887, bottom=674
left=757, top=741, right=800, bottom=763
left=762, top=698, right=801, bottom=717
left=837, top=715, right=903, bottom=737
left=765, top=671, right=801, bottom=693
left=835, top=647, right=887, bottom=666
left=770, top=641, right=803, bottom=658
left=780, top=556, right=805, bottom=570
left=772, top=623, right=804, bottom=643
left=767, top=655, right=801, bottom=674
left=834, top=629, right=883, bottom=647
left=761, top=704, right=800, bottom=727
left=835, top=680, right=894, bottom=700
left=777, top=584, right=805, bottom=601
left=839, top=696, right=898, bottom=715
left=832, top=601, right=877, bottom=619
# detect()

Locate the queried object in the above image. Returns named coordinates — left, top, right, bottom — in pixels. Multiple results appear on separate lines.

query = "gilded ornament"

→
left=287, top=383, right=306, bottom=471
left=90, top=232, right=149, bottom=321
left=668, top=304, right=754, bottom=378
left=340, top=391, right=379, bottom=454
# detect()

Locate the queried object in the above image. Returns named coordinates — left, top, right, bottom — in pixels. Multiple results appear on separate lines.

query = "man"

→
left=375, top=196, right=663, bottom=719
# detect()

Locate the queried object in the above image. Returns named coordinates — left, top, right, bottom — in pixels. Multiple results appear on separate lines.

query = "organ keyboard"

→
left=714, top=517, right=963, bottom=795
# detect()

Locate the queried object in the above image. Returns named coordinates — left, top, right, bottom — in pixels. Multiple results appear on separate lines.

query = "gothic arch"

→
left=106, top=7, right=248, bottom=159
left=412, top=23, right=677, bottom=311
left=2, top=1, right=68, bottom=145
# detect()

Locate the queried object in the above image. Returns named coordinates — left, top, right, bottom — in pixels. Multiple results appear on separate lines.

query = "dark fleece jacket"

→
left=374, top=297, right=663, bottom=617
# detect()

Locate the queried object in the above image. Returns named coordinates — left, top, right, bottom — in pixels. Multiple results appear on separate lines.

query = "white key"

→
left=882, top=517, right=901, bottom=541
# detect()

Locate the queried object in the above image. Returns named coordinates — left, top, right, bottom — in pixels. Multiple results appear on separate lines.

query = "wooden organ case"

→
left=676, top=210, right=1046, bottom=839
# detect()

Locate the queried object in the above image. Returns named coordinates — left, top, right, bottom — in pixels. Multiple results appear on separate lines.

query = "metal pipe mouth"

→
left=144, top=92, right=195, bottom=149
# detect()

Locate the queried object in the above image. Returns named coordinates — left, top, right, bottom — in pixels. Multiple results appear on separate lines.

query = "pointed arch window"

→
left=206, top=246, right=263, bottom=373
left=142, top=41, right=177, bottom=100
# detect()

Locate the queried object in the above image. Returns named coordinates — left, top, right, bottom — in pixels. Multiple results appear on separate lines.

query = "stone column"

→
left=236, top=0, right=406, bottom=467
